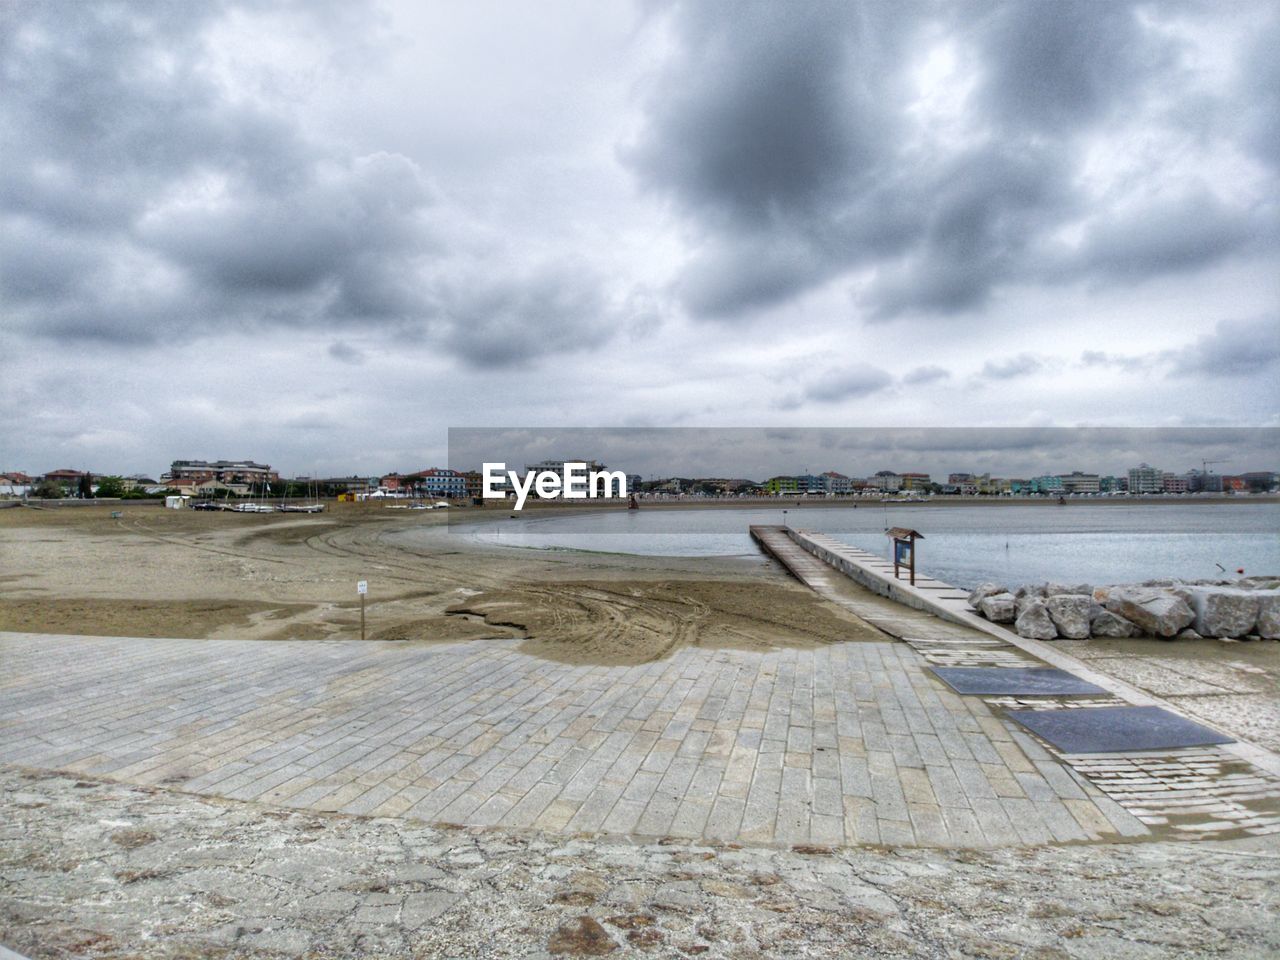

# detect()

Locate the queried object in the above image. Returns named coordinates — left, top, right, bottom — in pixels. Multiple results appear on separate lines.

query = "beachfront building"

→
left=1128, top=463, right=1164, bottom=494
left=1099, top=475, right=1126, bottom=493
left=417, top=468, right=467, bottom=498
left=869, top=471, right=902, bottom=492
left=40, top=469, right=90, bottom=496
left=1241, top=471, right=1279, bottom=492
left=0, top=472, right=33, bottom=498
left=764, top=476, right=800, bottom=495
left=1058, top=471, right=1100, bottom=494
left=169, top=459, right=279, bottom=486
left=195, top=479, right=249, bottom=497
left=900, top=472, right=932, bottom=491
left=1162, top=473, right=1189, bottom=494
left=821, top=471, right=852, bottom=494
left=1028, top=475, right=1063, bottom=494
left=314, top=476, right=379, bottom=496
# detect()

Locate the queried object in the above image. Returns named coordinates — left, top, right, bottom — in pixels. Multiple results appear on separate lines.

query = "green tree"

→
left=95, top=475, right=127, bottom=498
left=33, top=478, right=64, bottom=499
left=77, top=474, right=93, bottom=498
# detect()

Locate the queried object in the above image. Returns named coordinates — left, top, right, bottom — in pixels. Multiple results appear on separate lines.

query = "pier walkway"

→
left=751, top=525, right=1280, bottom=840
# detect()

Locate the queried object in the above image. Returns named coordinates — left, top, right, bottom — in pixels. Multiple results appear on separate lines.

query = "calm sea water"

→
left=442, top=503, right=1280, bottom=589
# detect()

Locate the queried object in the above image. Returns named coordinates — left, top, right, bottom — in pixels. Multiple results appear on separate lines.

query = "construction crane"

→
left=1202, top=459, right=1228, bottom=474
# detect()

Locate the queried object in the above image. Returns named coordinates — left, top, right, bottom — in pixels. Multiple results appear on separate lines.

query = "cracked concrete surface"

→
left=3, top=768, right=1278, bottom=959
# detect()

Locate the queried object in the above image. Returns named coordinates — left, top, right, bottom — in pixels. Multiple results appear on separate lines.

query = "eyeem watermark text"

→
left=483, top=462, right=627, bottom=510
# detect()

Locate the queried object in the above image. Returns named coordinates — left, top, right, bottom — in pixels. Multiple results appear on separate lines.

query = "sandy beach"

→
left=0, top=502, right=883, bottom=664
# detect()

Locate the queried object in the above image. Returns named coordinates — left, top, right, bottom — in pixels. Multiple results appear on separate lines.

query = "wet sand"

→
left=0, top=502, right=881, bottom=663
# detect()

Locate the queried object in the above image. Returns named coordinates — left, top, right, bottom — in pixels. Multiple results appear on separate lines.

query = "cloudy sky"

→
left=1, top=0, right=1277, bottom=478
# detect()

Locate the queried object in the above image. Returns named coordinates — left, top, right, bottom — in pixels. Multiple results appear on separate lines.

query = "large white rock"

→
left=1186, top=587, right=1261, bottom=638
left=1045, top=595, right=1097, bottom=639
left=968, top=582, right=1007, bottom=609
left=978, top=593, right=1017, bottom=623
left=1254, top=592, right=1280, bottom=640
left=1104, top=587, right=1195, bottom=638
left=1091, top=610, right=1138, bottom=637
left=1013, top=599, right=1044, bottom=619
left=1015, top=600, right=1059, bottom=640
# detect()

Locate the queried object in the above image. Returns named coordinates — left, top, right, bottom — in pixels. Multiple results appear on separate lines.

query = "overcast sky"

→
left=1, top=1, right=1277, bottom=478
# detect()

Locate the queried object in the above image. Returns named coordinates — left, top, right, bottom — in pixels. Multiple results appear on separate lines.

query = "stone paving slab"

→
left=0, top=630, right=1143, bottom=848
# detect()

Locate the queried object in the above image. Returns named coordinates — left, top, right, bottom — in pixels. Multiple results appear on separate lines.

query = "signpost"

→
left=357, top=579, right=368, bottom=641
left=885, top=527, right=923, bottom=585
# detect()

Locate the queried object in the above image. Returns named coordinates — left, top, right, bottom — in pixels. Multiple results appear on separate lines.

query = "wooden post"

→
left=358, top=579, right=368, bottom=641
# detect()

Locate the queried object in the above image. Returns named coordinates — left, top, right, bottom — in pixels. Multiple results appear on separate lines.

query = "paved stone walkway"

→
left=0, top=630, right=1147, bottom=848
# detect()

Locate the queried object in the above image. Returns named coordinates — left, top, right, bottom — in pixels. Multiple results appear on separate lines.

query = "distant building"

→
left=870, top=471, right=902, bottom=492
left=899, top=472, right=932, bottom=491
left=1127, top=463, right=1164, bottom=495
left=169, top=460, right=278, bottom=485
left=1240, top=471, right=1279, bottom=493
left=821, top=471, right=851, bottom=494
left=315, top=476, right=378, bottom=494
left=462, top=471, right=485, bottom=499
left=1099, top=475, right=1126, bottom=493
left=0, top=471, right=33, bottom=498
left=1028, top=475, right=1063, bottom=494
left=1058, top=472, right=1100, bottom=494
left=764, top=476, right=800, bottom=495
left=417, top=468, right=467, bottom=498
left=1162, top=473, right=1188, bottom=494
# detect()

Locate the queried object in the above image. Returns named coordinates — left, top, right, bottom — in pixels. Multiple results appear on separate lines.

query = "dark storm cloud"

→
left=434, top=264, right=618, bottom=369
left=801, top=365, right=894, bottom=404
left=979, top=354, right=1046, bottom=381
left=973, top=0, right=1150, bottom=134
left=1168, top=317, right=1280, bottom=379
left=625, top=1, right=914, bottom=317
left=630, top=1, right=1277, bottom=322
left=328, top=341, right=366, bottom=365
left=901, top=365, right=950, bottom=386
left=1067, top=189, right=1262, bottom=281
left=0, top=2, right=618, bottom=367
left=1241, top=15, right=1280, bottom=171
left=860, top=145, right=1074, bottom=318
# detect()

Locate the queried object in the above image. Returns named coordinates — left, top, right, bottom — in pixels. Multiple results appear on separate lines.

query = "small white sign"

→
left=357, top=580, right=368, bottom=595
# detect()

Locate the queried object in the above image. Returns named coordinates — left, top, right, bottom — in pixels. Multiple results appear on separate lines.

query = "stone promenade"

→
left=0, top=630, right=1147, bottom=847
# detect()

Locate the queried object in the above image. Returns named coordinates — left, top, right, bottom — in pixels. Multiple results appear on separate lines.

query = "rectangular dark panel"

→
left=1007, top=705, right=1235, bottom=754
left=930, top=666, right=1108, bottom=696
